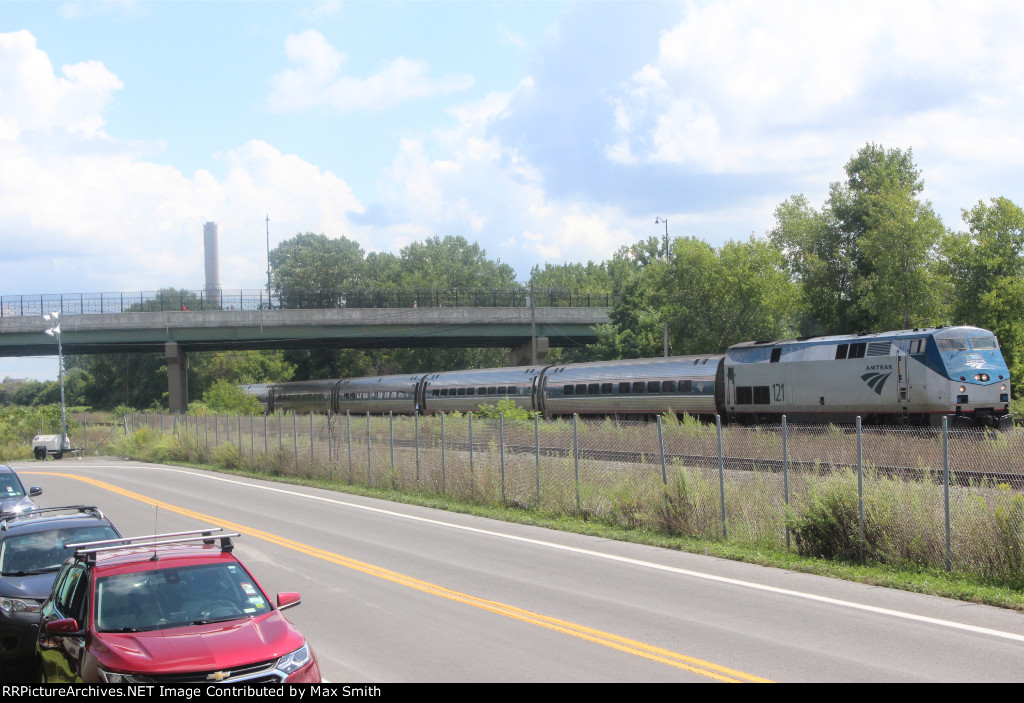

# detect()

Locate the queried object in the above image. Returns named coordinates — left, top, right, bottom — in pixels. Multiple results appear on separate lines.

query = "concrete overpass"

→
left=0, top=307, right=611, bottom=411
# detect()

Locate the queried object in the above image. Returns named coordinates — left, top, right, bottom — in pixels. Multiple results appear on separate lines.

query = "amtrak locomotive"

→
left=242, top=326, right=1012, bottom=428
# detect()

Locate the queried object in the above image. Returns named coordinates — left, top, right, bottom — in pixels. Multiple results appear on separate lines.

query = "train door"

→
left=897, top=351, right=910, bottom=404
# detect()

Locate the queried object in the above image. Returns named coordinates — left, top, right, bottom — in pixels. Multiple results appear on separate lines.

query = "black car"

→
left=0, top=466, right=42, bottom=516
left=0, top=506, right=121, bottom=676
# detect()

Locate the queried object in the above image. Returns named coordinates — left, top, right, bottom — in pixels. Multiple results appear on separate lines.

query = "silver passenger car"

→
left=539, top=356, right=725, bottom=419
left=335, top=374, right=425, bottom=415
left=421, top=366, right=544, bottom=414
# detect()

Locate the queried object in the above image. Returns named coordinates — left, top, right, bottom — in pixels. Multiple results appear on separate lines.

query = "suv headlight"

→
left=277, top=643, right=311, bottom=674
left=97, top=666, right=140, bottom=684
left=0, top=597, right=41, bottom=615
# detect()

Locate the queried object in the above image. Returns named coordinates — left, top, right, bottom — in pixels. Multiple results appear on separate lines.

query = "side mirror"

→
left=276, top=592, right=302, bottom=611
left=45, top=617, right=83, bottom=635
left=30, top=487, right=43, bottom=497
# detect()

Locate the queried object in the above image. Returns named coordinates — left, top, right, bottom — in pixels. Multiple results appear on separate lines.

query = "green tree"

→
left=394, top=235, right=517, bottom=289
left=941, top=197, right=1024, bottom=375
left=771, top=143, right=945, bottom=334
left=271, top=233, right=367, bottom=308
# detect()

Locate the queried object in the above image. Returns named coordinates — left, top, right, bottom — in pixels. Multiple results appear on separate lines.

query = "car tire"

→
left=34, top=447, right=46, bottom=461
left=54, top=451, right=63, bottom=460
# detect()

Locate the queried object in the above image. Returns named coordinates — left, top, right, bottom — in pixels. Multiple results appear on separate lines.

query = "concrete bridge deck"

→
left=1, top=306, right=612, bottom=411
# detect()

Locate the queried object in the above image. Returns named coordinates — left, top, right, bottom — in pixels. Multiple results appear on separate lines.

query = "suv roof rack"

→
left=70, top=527, right=239, bottom=564
left=0, top=505, right=105, bottom=531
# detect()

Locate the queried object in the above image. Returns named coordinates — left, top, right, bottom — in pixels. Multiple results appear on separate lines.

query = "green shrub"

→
left=787, top=471, right=863, bottom=560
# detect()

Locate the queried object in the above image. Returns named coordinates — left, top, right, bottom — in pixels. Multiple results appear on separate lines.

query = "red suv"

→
left=36, top=528, right=321, bottom=683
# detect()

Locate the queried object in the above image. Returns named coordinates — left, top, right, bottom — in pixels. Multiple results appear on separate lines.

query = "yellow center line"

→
left=33, top=471, right=774, bottom=683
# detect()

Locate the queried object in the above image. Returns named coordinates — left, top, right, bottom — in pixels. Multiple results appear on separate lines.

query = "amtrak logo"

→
left=695, top=382, right=705, bottom=392
left=862, top=371, right=893, bottom=395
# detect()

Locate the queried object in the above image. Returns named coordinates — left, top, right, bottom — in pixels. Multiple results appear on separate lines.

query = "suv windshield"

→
left=0, top=525, right=120, bottom=575
left=0, top=476, right=26, bottom=500
left=95, top=561, right=270, bottom=632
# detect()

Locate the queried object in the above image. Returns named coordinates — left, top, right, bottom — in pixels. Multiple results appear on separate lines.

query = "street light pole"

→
left=266, top=214, right=272, bottom=309
left=655, top=217, right=669, bottom=259
left=655, top=217, right=670, bottom=357
left=43, top=312, right=69, bottom=451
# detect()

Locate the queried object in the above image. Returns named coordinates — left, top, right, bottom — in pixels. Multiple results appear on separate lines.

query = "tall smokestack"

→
left=203, top=222, right=221, bottom=306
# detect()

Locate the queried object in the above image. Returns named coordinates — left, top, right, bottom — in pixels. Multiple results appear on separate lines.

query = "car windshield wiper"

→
left=1, top=567, right=59, bottom=576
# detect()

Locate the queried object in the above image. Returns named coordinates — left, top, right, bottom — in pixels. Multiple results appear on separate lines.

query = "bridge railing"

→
left=0, top=288, right=618, bottom=317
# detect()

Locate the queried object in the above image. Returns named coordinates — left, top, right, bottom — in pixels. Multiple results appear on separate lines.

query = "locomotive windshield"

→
left=969, top=337, right=999, bottom=350
left=936, top=337, right=970, bottom=351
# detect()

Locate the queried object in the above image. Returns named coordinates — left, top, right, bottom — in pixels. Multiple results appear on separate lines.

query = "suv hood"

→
left=0, top=496, right=36, bottom=515
left=0, top=570, right=60, bottom=599
left=92, top=612, right=305, bottom=675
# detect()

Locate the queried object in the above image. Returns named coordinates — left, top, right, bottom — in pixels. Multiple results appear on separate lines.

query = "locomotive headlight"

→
left=1002, top=384, right=1007, bottom=391
left=958, top=386, right=966, bottom=393
left=982, top=374, right=990, bottom=382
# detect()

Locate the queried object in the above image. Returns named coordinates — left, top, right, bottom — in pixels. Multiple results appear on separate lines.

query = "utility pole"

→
left=266, top=214, right=272, bottom=308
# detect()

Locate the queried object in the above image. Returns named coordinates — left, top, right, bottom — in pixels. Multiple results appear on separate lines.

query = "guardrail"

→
left=0, top=288, right=618, bottom=317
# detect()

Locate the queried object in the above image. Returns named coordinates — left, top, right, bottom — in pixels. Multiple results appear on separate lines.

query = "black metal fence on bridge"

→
left=0, top=287, right=618, bottom=317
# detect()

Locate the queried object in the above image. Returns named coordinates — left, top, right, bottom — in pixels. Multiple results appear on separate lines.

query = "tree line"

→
left=5, top=142, right=1022, bottom=411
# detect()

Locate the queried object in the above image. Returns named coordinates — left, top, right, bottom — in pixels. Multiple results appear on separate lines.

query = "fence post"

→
left=279, top=413, right=283, bottom=452
left=468, top=412, right=474, bottom=497
left=414, top=412, right=420, bottom=486
left=327, top=411, right=332, bottom=470
left=657, top=415, right=667, bottom=485
left=251, top=414, right=255, bottom=458
left=264, top=414, right=268, bottom=457
left=309, top=412, right=314, bottom=467
left=500, top=413, right=506, bottom=503
left=346, top=411, right=353, bottom=482
left=83, top=421, right=87, bottom=455
left=535, top=413, right=541, bottom=505
left=389, top=412, right=395, bottom=474
left=366, top=412, right=371, bottom=486
left=857, top=416, right=864, bottom=564
left=717, top=415, right=726, bottom=539
left=293, top=412, right=298, bottom=472
left=238, top=413, right=243, bottom=454
left=214, top=412, right=219, bottom=446
left=782, top=415, right=790, bottom=550
left=943, top=416, right=951, bottom=572
left=441, top=412, right=446, bottom=494
left=573, top=414, right=580, bottom=513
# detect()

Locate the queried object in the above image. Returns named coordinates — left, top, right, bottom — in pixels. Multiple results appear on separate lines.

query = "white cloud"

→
left=373, top=82, right=645, bottom=268
left=0, top=30, right=123, bottom=141
left=268, top=29, right=474, bottom=113
left=0, top=31, right=365, bottom=295
left=609, top=0, right=1024, bottom=177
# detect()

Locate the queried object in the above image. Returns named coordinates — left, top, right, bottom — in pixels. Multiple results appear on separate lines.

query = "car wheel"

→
left=54, top=451, right=63, bottom=460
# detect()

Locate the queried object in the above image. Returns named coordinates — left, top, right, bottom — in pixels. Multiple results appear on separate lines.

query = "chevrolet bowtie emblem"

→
left=207, top=670, right=231, bottom=682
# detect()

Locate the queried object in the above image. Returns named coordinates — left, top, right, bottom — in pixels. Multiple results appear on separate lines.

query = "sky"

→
left=2, top=0, right=1023, bottom=381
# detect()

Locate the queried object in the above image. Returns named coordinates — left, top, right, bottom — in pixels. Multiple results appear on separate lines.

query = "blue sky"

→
left=2, top=0, right=1023, bottom=380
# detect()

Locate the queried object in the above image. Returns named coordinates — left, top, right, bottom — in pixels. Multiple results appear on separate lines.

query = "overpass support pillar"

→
left=510, top=337, right=548, bottom=366
left=166, top=342, right=189, bottom=413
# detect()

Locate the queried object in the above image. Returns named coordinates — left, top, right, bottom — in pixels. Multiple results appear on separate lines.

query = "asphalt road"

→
left=12, top=456, right=1024, bottom=682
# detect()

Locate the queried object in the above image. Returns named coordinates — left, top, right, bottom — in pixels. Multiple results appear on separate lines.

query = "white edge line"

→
left=59, top=463, right=1024, bottom=645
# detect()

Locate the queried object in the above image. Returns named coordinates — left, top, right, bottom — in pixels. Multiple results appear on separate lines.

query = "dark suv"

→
left=37, top=528, right=321, bottom=683
left=0, top=506, right=120, bottom=673
left=0, top=466, right=42, bottom=516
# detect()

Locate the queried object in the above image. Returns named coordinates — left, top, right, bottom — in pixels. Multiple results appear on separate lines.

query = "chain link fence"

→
left=96, top=411, right=1024, bottom=584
